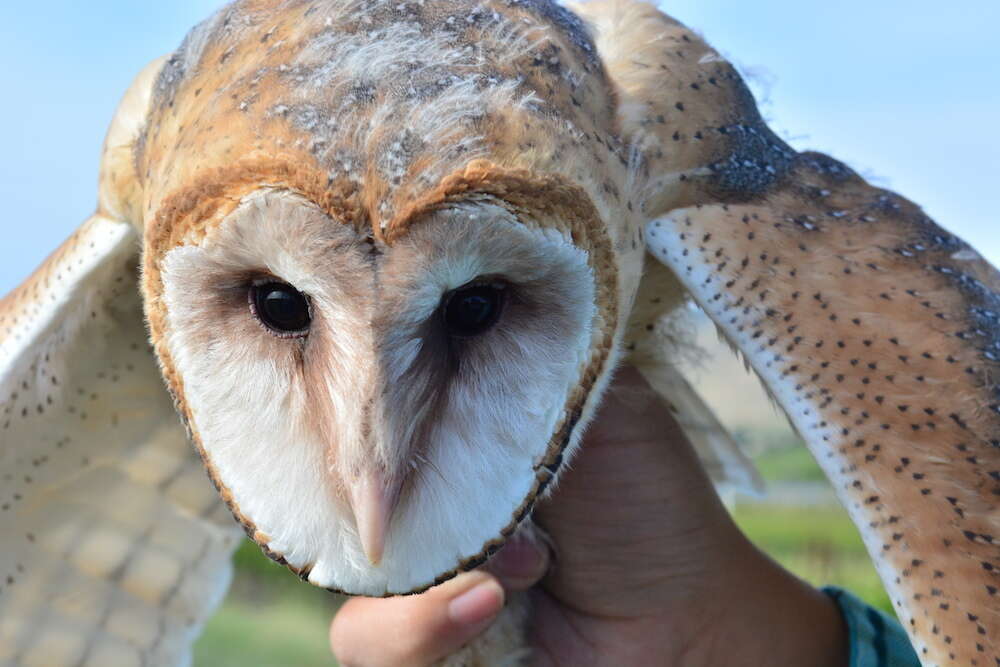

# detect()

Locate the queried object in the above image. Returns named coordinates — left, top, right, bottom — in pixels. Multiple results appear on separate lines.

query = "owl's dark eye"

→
left=442, top=281, right=506, bottom=337
left=250, top=282, right=311, bottom=336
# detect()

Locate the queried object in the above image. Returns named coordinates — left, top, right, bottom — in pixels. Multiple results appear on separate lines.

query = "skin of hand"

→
left=329, top=366, right=849, bottom=667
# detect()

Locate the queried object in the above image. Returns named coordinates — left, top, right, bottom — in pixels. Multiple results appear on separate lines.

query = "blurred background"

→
left=1, top=2, right=997, bottom=665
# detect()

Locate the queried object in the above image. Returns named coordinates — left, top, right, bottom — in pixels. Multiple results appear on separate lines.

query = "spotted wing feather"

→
left=575, top=1, right=1000, bottom=664
left=0, top=216, right=240, bottom=666
left=646, top=152, right=1000, bottom=665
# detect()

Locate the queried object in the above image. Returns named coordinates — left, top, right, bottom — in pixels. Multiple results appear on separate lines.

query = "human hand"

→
left=330, top=366, right=848, bottom=666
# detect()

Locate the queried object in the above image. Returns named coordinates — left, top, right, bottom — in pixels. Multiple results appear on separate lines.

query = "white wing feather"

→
left=0, top=215, right=240, bottom=667
left=625, top=256, right=763, bottom=497
left=635, top=361, right=764, bottom=499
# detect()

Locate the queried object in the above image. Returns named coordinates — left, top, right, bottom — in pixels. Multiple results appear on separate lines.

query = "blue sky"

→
left=1, top=1, right=997, bottom=293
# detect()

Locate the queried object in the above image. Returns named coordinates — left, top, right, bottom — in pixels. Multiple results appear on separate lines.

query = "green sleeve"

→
left=823, top=587, right=921, bottom=667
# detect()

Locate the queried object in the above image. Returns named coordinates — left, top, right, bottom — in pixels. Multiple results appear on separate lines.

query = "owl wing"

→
left=636, top=359, right=765, bottom=499
left=626, top=259, right=764, bottom=497
left=0, top=215, right=240, bottom=667
left=575, top=0, right=1000, bottom=663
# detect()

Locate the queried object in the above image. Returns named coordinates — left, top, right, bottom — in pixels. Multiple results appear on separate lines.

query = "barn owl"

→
left=1, top=0, right=997, bottom=665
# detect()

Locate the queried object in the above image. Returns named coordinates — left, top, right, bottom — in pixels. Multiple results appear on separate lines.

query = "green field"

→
left=194, top=540, right=339, bottom=667
left=193, top=443, right=890, bottom=666
left=732, top=504, right=889, bottom=613
left=752, top=437, right=829, bottom=483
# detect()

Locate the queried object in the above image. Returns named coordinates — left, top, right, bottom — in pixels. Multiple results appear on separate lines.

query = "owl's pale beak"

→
left=348, top=471, right=400, bottom=566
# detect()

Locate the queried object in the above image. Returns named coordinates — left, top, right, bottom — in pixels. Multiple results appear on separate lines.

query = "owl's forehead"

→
left=137, top=0, right=626, bottom=241
left=187, top=190, right=586, bottom=298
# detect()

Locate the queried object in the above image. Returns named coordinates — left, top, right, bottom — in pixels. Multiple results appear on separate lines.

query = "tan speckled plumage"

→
left=589, top=4, right=1000, bottom=662
left=0, top=216, right=240, bottom=665
left=647, top=156, right=1000, bottom=664
left=2, top=1, right=997, bottom=665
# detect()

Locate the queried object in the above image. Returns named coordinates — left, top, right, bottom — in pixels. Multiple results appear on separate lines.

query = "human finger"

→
left=483, top=530, right=550, bottom=591
left=329, top=571, right=504, bottom=667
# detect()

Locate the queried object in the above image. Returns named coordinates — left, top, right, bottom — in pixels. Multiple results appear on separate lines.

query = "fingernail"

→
left=448, top=579, right=504, bottom=627
left=490, top=535, right=547, bottom=582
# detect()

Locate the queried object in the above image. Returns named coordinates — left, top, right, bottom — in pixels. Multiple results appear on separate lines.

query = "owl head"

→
left=101, top=0, right=635, bottom=595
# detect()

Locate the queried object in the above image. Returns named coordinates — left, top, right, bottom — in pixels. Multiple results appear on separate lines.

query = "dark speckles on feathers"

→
left=709, top=121, right=794, bottom=197
left=647, top=121, right=1000, bottom=661
left=378, top=130, right=426, bottom=185
left=507, top=0, right=599, bottom=70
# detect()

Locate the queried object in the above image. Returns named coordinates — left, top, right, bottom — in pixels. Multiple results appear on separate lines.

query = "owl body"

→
left=1, top=1, right=998, bottom=665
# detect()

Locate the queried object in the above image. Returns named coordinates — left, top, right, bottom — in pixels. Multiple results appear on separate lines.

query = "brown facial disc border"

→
left=142, top=158, right=619, bottom=595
